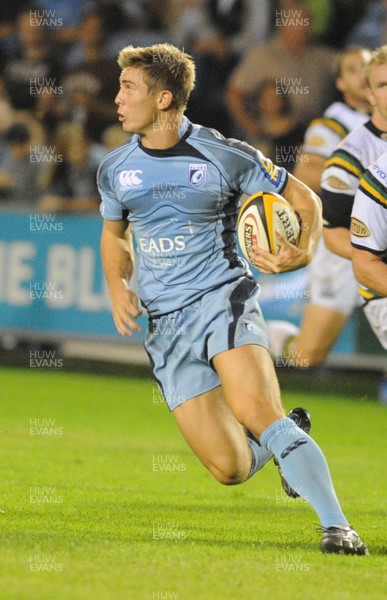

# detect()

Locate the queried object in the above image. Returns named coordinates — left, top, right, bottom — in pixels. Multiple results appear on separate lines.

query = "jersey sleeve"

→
left=320, top=147, right=362, bottom=228
left=351, top=169, right=387, bottom=254
left=302, top=118, right=343, bottom=159
left=97, top=159, right=127, bottom=221
left=241, top=148, right=288, bottom=195
left=224, top=139, right=288, bottom=196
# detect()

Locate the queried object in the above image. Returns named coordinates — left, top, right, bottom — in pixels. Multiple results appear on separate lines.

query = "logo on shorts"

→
left=242, top=319, right=259, bottom=335
left=189, top=164, right=207, bottom=188
left=119, top=170, right=143, bottom=190
left=350, top=217, right=370, bottom=237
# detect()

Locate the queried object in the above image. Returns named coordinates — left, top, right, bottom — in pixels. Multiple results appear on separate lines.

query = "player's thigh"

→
left=213, top=344, right=285, bottom=435
left=308, top=239, right=358, bottom=313
left=296, top=303, right=349, bottom=365
left=172, top=385, right=251, bottom=484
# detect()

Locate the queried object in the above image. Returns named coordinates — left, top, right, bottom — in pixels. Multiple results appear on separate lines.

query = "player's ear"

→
left=157, top=90, right=174, bottom=110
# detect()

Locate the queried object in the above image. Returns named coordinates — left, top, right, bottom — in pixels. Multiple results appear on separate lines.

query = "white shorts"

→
left=309, top=238, right=358, bottom=315
left=362, top=297, right=387, bottom=350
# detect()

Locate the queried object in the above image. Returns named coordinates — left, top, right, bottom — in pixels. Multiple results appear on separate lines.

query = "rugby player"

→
left=267, top=47, right=371, bottom=366
left=320, top=45, right=387, bottom=352
left=98, top=43, right=368, bottom=554
left=351, top=151, right=387, bottom=347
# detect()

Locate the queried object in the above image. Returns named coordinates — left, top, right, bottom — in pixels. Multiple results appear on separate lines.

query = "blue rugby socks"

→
left=246, top=430, right=273, bottom=478
left=261, top=417, right=349, bottom=528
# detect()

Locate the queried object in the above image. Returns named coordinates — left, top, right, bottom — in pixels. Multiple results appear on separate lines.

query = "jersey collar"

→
left=178, top=116, right=192, bottom=139
left=365, top=119, right=387, bottom=140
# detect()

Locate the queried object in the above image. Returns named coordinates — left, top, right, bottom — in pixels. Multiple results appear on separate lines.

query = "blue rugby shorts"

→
left=144, top=276, right=269, bottom=410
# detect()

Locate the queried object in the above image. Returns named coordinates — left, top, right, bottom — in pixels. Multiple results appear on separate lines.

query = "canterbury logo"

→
left=280, top=438, right=308, bottom=459
left=119, top=170, right=143, bottom=187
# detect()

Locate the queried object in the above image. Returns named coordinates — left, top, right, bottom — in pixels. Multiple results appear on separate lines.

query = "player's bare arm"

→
left=249, top=174, right=322, bottom=274
left=323, top=226, right=352, bottom=259
left=101, top=219, right=141, bottom=336
left=293, top=153, right=326, bottom=193
left=352, top=247, right=387, bottom=296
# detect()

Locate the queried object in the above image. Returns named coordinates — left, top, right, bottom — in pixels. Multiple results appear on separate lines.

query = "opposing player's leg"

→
left=213, top=344, right=369, bottom=554
left=293, top=303, right=349, bottom=366
left=268, top=241, right=359, bottom=367
left=296, top=243, right=358, bottom=365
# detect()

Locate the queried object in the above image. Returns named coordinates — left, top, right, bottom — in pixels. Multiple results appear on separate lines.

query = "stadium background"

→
left=0, top=2, right=386, bottom=599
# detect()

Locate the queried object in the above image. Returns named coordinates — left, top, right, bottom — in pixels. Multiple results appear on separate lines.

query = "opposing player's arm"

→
left=351, top=247, right=387, bottom=297
left=101, top=219, right=141, bottom=336
left=320, top=171, right=356, bottom=259
left=323, top=226, right=351, bottom=259
left=350, top=165, right=387, bottom=295
left=293, top=153, right=326, bottom=194
left=320, top=186, right=354, bottom=259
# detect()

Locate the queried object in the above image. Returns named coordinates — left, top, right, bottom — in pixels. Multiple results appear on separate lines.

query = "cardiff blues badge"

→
left=189, top=163, right=207, bottom=188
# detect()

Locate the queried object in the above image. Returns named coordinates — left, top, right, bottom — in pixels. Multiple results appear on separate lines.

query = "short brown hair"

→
left=118, top=43, right=196, bottom=111
left=365, top=45, right=387, bottom=86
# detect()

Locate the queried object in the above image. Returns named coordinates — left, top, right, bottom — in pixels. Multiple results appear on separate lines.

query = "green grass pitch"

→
left=0, top=366, right=386, bottom=600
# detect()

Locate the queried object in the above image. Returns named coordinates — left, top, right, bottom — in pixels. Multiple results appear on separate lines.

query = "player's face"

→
left=115, top=67, right=158, bottom=135
left=367, top=63, right=387, bottom=125
left=337, top=51, right=370, bottom=106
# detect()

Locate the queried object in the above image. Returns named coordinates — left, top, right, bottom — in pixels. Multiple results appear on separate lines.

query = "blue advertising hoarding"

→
left=0, top=212, right=128, bottom=338
left=0, top=210, right=360, bottom=354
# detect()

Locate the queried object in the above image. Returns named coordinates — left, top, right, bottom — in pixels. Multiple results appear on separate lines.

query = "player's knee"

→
left=208, top=462, right=247, bottom=486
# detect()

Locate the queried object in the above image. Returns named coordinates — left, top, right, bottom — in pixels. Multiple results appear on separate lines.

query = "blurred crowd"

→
left=0, top=0, right=385, bottom=212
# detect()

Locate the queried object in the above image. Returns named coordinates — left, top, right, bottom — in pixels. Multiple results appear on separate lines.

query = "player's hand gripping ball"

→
left=237, top=191, right=301, bottom=261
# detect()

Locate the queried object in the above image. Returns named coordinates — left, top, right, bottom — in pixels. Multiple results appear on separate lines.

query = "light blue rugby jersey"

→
left=98, top=117, right=288, bottom=316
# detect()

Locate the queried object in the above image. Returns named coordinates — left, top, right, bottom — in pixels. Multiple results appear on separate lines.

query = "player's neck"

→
left=371, top=110, right=387, bottom=132
left=344, top=95, right=370, bottom=114
left=141, top=111, right=183, bottom=149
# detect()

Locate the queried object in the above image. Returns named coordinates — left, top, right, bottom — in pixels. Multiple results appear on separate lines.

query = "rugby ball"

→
left=237, top=191, right=301, bottom=259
